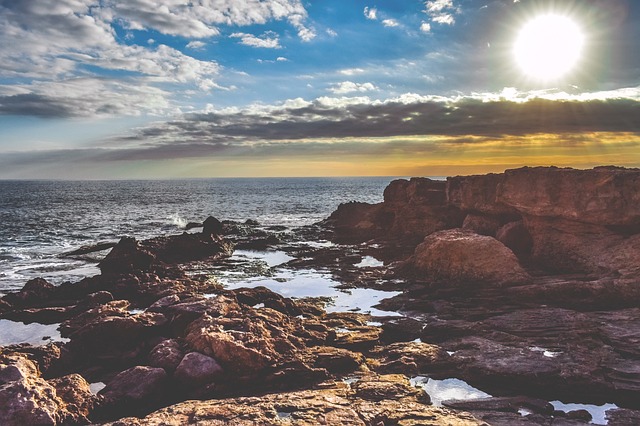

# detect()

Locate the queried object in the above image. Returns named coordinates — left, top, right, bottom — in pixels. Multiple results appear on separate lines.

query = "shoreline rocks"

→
left=2, top=167, right=640, bottom=424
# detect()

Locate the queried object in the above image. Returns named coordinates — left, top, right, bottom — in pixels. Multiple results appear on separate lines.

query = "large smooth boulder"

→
left=412, top=229, right=530, bottom=286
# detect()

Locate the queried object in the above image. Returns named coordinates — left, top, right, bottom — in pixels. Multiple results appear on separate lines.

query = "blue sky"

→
left=0, top=0, right=639, bottom=178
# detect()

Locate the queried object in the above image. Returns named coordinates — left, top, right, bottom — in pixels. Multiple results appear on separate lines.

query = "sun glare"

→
left=514, top=14, right=584, bottom=81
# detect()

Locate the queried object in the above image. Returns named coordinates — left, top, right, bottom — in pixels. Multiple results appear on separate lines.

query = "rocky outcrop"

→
left=327, top=166, right=640, bottom=277
left=99, top=232, right=233, bottom=275
left=103, top=375, right=485, bottom=426
left=0, top=353, right=96, bottom=426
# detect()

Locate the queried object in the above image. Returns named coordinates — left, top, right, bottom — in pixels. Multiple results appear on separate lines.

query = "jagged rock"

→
left=0, top=356, right=39, bottom=385
left=100, top=366, right=168, bottom=404
left=202, top=216, right=224, bottom=236
left=305, top=346, right=365, bottom=374
left=99, top=237, right=156, bottom=274
left=99, top=233, right=234, bottom=274
left=380, top=317, right=425, bottom=343
left=148, top=339, right=184, bottom=372
left=49, top=374, right=96, bottom=424
left=0, top=378, right=61, bottom=426
left=2, top=278, right=56, bottom=308
left=173, top=352, right=223, bottom=387
left=103, top=376, right=484, bottom=426
left=606, top=408, right=640, bottom=425
left=369, top=341, right=451, bottom=375
left=412, top=229, right=530, bottom=286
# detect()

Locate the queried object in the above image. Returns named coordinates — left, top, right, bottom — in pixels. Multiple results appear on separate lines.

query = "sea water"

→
left=0, top=177, right=396, bottom=293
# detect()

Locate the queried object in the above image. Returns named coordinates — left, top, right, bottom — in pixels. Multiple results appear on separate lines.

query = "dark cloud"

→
left=178, top=96, right=640, bottom=141
left=0, top=94, right=75, bottom=118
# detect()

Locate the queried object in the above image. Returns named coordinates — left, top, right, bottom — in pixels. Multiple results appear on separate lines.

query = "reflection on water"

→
left=411, top=376, right=491, bottom=406
left=355, top=256, right=384, bottom=268
left=218, top=250, right=400, bottom=317
left=0, top=319, right=69, bottom=346
left=551, top=401, right=618, bottom=425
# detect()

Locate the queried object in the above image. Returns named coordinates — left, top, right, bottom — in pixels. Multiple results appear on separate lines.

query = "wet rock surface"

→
left=2, top=167, right=640, bottom=424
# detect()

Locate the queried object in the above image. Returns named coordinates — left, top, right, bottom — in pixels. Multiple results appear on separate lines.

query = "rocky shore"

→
left=1, top=166, right=640, bottom=425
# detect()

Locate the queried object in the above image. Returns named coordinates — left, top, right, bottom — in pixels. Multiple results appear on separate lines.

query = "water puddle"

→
left=410, top=376, right=491, bottom=406
left=220, top=266, right=400, bottom=317
left=355, top=256, right=384, bottom=268
left=0, top=319, right=69, bottom=346
left=529, top=346, right=562, bottom=358
left=233, top=250, right=295, bottom=267
left=551, top=401, right=618, bottom=425
left=89, top=382, right=106, bottom=395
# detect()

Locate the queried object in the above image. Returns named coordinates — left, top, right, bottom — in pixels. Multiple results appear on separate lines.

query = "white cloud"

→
left=326, top=28, right=338, bottom=37
left=420, top=22, right=432, bottom=33
left=364, top=7, right=378, bottom=20
left=104, top=0, right=314, bottom=41
left=339, top=68, right=365, bottom=76
left=230, top=32, right=281, bottom=49
left=424, top=0, right=458, bottom=26
left=329, top=81, right=378, bottom=95
left=276, top=57, right=289, bottom=62
left=186, top=41, right=206, bottom=50
left=382, top=19, right=400, bottom=28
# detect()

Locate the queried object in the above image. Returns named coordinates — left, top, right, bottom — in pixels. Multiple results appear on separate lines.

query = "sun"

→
left=513, top=14, right=584, bottom=81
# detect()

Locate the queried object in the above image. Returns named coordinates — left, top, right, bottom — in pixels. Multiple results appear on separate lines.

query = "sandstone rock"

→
left=495, top=220, right=532, bottom=258
left=305, top=346, right=364, bottom=374
left=447, top=172, right=519, bottom=217
left=462, top=213, right=502, bottom=236
left=148, top=339, right=184, bottom=372
left=384, top=178, right=447, bottom=205
left=412, top=229, right=530, bottom=286
left=0, top=378, right=60, bottom=426
left=497, top=166, right=640, bottom=227
left=173, top=352, right=223, bottom=387
left=103, top=376, right=484, bottom=426
left=0, top=356, right=39, bottom=385
left=369, top=341, right=451, bottom=375
left=49, top=373, right=96, bottom=424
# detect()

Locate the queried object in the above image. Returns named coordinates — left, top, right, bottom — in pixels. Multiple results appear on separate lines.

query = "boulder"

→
left=0, top=378, right=61, bottom=426
left=99, top=237, right=155, bottom=274
left=412, top=229, right=530, bottom=286
left=173, top=352, right=223, bottom=387
left=148, top=339, right=184, bottom=372
left=49, top=374, right=96, bottom=424
left=2, top=278, right=56, bottom=308
left=100, top=366, right=167, bottom=403
left=0, top=357, right=39, bottom=385
left=202, top=216, right=224, bottom=236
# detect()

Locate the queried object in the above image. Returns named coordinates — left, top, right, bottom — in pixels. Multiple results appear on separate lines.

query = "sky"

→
left=0, top=0, right=639, bottom=179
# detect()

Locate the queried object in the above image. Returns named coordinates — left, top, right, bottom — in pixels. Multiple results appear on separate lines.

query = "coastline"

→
left=1, top=166, right=640, bottom=425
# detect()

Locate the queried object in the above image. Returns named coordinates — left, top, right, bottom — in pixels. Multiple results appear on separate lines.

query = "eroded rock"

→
left=412, top=229, right=530, bottom=286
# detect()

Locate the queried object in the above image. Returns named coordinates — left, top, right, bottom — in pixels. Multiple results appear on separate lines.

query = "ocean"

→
left=0, top=177, right=397, bottom=294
